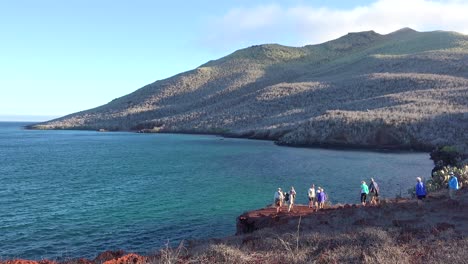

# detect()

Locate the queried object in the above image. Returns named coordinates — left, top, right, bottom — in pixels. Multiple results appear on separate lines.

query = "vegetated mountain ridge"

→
left=31, top=28, right=468, bottom=152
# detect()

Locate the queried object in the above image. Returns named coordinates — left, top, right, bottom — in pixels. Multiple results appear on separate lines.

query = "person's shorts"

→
left=308, top=196, right=316, bottom=202
left=417, top=195, right=426, bottom=200
left=275, top=198, right=281, bottom=206
left=361, top=193, right=367, bottom=203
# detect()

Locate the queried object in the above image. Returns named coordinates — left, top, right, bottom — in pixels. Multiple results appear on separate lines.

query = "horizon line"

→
left=0, top=115, right=60, bottom=122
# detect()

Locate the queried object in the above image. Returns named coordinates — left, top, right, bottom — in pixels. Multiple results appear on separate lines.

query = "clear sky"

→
left=1, top=0, right=467, bottom=120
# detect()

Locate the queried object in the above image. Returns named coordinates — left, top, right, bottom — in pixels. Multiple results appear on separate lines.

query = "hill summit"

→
left=30, top=28, right=468, bottom=152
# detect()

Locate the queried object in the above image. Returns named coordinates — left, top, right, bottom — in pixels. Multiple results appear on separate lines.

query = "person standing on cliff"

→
left=316, top=187, right=325, bottom=210
left=360, top=181, right=369, bottom=206
left=274, top=188, right=284, bottom=213
left=369, top=178, right=380, bottom=205
left=448, top=171, right=459, bottom=200
left=415, top=177, right=427, bottom=206
left=308, top=184, right=316, bottom=209
left=320, top=187, right=327, bottom=209
left=288, top=187, right=297, bottom=212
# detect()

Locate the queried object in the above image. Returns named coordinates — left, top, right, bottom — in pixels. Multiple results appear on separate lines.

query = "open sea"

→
left=0, top=122, right=433, bottom=260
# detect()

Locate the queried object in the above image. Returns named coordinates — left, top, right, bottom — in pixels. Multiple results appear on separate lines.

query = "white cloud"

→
left=202, top=0, right=468, bottom=51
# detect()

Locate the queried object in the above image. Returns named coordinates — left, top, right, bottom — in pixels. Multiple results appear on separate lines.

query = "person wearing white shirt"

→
left=274, top=188, right=284, bottom=213
left=308, top=184, right=316, bottom=209
left=288, top=187, right=297, bottom=212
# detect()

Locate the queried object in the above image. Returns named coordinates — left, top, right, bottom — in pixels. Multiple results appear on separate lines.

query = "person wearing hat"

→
left=448, top=171, right=459, bottom=200
left=415, top=177, right=427, bottom=205
left=274, top=188, right=284, bottom=213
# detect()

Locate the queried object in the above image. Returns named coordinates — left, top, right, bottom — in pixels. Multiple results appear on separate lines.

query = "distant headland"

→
left=27, top=28, right=468, bottom=154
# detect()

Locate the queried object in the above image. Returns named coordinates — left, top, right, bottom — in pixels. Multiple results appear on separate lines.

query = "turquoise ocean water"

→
left=0, top=122, right=432, bottom=259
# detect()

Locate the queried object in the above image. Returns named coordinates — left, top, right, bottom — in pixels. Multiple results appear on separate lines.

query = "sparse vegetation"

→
left=149, top=218, right=467, bottom=263
left=29, top=28, right=468, bottom=154
left=158, top=241, right=187, bottom=264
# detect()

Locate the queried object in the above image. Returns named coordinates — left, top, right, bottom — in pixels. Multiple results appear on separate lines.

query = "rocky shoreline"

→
left=25, top=124, right=439, bottom=154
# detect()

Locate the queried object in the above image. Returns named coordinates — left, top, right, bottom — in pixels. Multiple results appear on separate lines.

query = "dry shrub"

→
left=315, top=245, right=363, bottom=263
left=195, top=244, right=251, bottom=264
left=422, top=238, right=468, bottom=264
left=301, top=229, right=410, bottom=263
left=363, top=245, right=411, bottom=264
left=156, top=241, right=187, bottom=264
left=155, top=225, right=466, bottom=263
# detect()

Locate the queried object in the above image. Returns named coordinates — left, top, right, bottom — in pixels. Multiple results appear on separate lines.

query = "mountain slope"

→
left=31, top=28, right=468, bottom=152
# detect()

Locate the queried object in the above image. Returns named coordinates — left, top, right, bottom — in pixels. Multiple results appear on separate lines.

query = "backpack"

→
left=284, top=192, right=290, bottom=202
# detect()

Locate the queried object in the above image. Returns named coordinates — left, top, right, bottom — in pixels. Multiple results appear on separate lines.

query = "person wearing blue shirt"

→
left=316, top=187, right=325, bottom=211
left=448, top=171, right=459, bottom=200
left=415, top=177, right=426, bottom=205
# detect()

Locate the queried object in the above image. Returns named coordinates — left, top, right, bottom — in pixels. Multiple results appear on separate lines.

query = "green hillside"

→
left=30, top=28, right=468, bottom=153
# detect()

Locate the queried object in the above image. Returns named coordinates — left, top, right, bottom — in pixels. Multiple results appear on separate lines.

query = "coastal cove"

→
left=0, top=122, right=432, bottom=260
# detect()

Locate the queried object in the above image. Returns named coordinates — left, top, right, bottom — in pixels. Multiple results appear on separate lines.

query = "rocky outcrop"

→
left=236, top=205, right=312, bottom=234
left=237, top=189, right=468, bottom=236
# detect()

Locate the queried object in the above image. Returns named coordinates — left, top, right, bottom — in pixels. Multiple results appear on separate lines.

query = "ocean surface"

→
left=0, top=122, right=433, bottom=260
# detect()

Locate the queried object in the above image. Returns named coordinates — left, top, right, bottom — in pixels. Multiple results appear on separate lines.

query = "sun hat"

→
left=416, top=177, right=422, bottom=182
left=449, top=171, right=454, bottom=175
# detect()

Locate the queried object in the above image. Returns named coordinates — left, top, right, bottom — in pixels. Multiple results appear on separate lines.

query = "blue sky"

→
left=1, top=0, right=467, bottom=120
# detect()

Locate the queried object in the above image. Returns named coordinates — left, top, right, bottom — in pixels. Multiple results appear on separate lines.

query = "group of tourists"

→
left=307, top=184, right=327, bottom=210
left=274, top=184, right=328, bottom=213
left=359, top=178, right=380, bottom=206
left=274, top=187, right=297, bottom=213
left=272, top=171, right=461, bottom=213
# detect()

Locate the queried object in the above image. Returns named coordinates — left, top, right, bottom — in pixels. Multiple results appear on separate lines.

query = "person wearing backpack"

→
left=274, top=188, right=284, bottom=213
